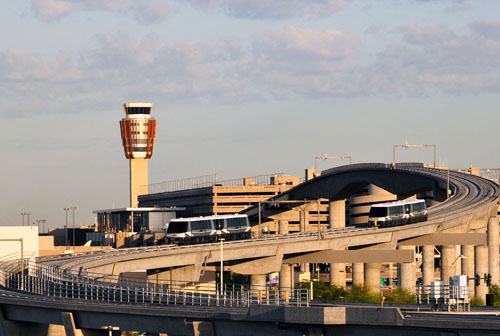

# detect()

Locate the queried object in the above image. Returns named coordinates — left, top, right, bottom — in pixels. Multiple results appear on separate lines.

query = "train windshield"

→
left=167, top=221, right=189, bottom=233
left=369, top=207, right=388, bottom=217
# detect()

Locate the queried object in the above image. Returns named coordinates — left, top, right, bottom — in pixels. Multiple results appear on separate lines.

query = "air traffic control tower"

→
left=119, top=102, right=157, bottom=207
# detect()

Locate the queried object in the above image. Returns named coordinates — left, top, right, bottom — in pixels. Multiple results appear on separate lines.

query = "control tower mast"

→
left=119, top=103, right=157, bottom=207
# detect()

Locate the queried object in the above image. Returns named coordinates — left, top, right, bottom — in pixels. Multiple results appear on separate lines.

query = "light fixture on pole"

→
left=71, top=206, right=76, bottom=249
left=393, top=143, right=436, bottom=168
left=314, top=155, right=352, bottom=175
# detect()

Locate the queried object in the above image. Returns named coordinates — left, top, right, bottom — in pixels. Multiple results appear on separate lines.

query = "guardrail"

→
left=0, top=261, right=309, bottom=308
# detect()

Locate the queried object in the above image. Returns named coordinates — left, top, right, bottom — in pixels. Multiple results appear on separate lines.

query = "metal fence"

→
left=0, top=261, right=309, bottom=308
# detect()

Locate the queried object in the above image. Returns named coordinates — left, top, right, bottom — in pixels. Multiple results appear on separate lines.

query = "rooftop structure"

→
left=93, top=207, right=181, bottom=233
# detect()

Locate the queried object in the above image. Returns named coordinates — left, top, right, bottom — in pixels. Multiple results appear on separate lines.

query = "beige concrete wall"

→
left=0, top=226, right=39, bottom=260
left=39, top=235, right=54, bottom=251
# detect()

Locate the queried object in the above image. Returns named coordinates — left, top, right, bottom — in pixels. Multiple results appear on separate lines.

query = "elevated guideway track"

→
left=37, top=164, right=498, bottom=276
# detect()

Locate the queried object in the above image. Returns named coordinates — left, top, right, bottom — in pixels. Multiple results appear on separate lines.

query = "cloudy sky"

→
left=1, top=0, right=500, bottom=229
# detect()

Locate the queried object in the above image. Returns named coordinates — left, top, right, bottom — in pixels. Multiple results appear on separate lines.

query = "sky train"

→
left=368, top=199, right=428, bottom=228
left=166, top=214, right=251, bottom=244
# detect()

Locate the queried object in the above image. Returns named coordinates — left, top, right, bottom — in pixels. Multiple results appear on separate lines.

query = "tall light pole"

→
left=314, top=155, right=352, bottom=175
left=71, top=206, right=76, bottom=249
left=220, top=238, right=225, bottom=291
left=26, top=212, right=31, bottom=226
left=452, top=254, right=466, bottom=275
left=36, top=219, right=46, bottom=234
left=393, top=143, right=436, bottom=168
left=64, top=208, right=70, bottom=248
left=20, top=213, right=25, bottom=226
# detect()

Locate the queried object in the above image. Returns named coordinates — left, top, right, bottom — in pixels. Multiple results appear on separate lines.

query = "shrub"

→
left=343, top=284, right=379, bottom=303
left=382, top=287, right=416, bottom=304
left=489, top=284, right=500, bottom=306
left=470, top=296, right=485, bottom=306
left=300, top=281, right=346, bottom=301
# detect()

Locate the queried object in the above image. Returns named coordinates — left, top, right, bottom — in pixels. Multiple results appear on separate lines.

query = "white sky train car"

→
left=166, top=214, right=251, bottom=244
left=368, top=199, right=428, bottom=228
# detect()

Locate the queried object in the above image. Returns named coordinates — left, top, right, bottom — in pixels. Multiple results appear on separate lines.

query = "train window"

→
left=389, top=206, right=404, bottom=216
left=414, top=202, right=425, bottom=211
left=405, top=205, right=411, bottom=213
left=167, top=221, right=188, bottom=233
left=227, top=217, right=248, bottom=228
left=191, top=220, right=212, bottom=231
left=369, top=207, right=388, bottom=217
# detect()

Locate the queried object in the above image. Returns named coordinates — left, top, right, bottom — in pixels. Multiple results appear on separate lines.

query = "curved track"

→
left=36, top=164, right=499, bottom=274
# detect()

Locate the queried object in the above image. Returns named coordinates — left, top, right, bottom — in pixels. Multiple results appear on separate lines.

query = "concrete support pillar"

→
left=328, top=200, right=345, bottom=229
left=364, top=263, right=380, bottom=294
left=488, top=217, right=499, bottom=286
left=300, top=210, right=310, bottom=232
left=329, top=263, right=346, bottom=288
left=441, top=245, right=456, bottom=285
left=398, top=246, right=416, bottom=292
left=280, top=263, right=293, bottom=292
left=462, top=245, right=475, bottom=297
left=352, top=263, right=364, bottom=286
left=475, top=245, right=488, bottom=303
left=250, top=274, right=266, bottom=290
left=278, top=220, right=289, bottom=235
left=422, top=245, right=435, bottom=286
left=61, top=312, right=79, bottom=336
left=329, top=200, right=346, bottom=288
left=193, top=321, right=215, bottom=336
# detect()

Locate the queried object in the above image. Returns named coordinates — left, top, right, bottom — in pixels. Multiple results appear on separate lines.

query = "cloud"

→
left=187, top=0, right=348, bottom=19
left=2, top=21, right=500, bottom=119
left=397, top=24, right=457, bottom=45
left=364, top=21, right=500, bottom=96
left=30, top=0, right=173, bottom=23
left=1, top=48, right=81, bottom=82
left=470, top=19, right=500, bottom=40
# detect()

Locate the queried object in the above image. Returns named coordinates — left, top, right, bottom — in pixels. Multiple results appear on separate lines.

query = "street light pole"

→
left=452, top=254, right=466, bottom=275
left=71, top=206, right=76, bottom=249
left=64, top=208, right=70, bottom=248
left=220, top=238, right=225, bottom=292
